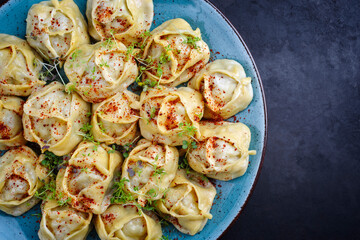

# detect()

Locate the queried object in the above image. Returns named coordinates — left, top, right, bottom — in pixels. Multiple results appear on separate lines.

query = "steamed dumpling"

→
left=38, top=200, right=92, bottom=240
left=187, top=121, right=256, bottom=181
left=0, top=146, right=47, bottom=216
left=56, top=141, right=122, bottom=214
left=0, top=34, right=45, bottom=96
left=91, top=90, right=140, bottom=145
left=155, top=169, right=216, bottom=235
left=95, top=204, right=162, bottom=240
left=64, top=40, right=138, bottom=103
left=142, top=18, right=210, bottom=87
left=86, top=0, right=153, bottom=45
left=121, top=139, right=178, bottom=206
left=188, top=59, right=253, bottom=119
left=23, top=82, right=90, bottom=156
left=0, top=96, right=26, bottom=150
left=139, top=87, right=204, bottom=146
left=26, top=0, right=90, bottom=61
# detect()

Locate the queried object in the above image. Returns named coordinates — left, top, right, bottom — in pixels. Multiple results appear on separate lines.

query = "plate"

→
left=0, top=0, right=267, bottom=239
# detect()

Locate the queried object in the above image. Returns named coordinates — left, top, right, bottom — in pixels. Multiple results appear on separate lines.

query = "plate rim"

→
left=202, top=0, right=268, bottom=239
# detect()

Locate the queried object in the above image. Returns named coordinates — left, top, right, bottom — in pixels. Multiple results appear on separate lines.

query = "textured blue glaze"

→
left=0, top=0, right=266, bottom=239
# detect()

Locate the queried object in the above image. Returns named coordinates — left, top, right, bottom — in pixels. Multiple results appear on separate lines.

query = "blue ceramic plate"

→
left=0, top=0, right=267, bottom=239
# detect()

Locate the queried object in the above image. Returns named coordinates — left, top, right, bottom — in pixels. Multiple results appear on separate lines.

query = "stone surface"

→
left=209, top=0, right=360, bottom=239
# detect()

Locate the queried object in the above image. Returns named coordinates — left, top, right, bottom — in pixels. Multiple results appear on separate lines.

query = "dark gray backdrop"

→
left=208, top=0, right=360, bottom=239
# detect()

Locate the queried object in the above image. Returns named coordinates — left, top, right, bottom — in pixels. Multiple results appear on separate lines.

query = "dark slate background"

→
left=208, top=0, right=360, bottom=239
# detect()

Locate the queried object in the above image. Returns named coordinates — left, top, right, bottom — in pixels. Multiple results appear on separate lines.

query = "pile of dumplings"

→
left=0, top=0, right=256, bottom=239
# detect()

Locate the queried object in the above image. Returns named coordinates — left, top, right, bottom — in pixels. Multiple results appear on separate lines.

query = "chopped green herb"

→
left=153, top=166, right=166, bottom=177
left=35, top=179, right=72, bottom=206
left=57, top=197, right=72, bottom=206
left=80, top=123, right=92, bottom=132
left=147, top=188, right=158, bottom=198
left=69, top=49, right=81, bottom=62
left=156, top=64, right=163, bottom=77
left=137, top=30, right=152, bottom=50
left=31, top=213, right=42, bottom=218
left=183, top=36, right=201, bottom=49
left=97, top=122, right=106, bottom=133
left=178, top=122, right=197, bottom=137
left=142, top=202, right=155, bottom=211
left=178, top=157, right=191, bottom=174
left=111, top=178, right=133, bottom=204
left=126, top=44, right=135, bottom=61
left=102, top=37, right=114, bottom=49
left=35, top=179, right=57, bottom=201
left=99, top=59, right=109, bottom=68
left=159, top=219, right=170, bottom=226
left=161, top=235, right=171, bottom=240
left=41, top=151, right=65, bottom=176
left=65, top=84, right=76, bottom=94
left=121, top=141, right=137, bottom=158
left=150, top=107, right=156, bottom=119
left=78, top=123, right=100, bottom=149
left=108, top=145, right=117, bottom=154
left=195, top=112, right=203, bottom=119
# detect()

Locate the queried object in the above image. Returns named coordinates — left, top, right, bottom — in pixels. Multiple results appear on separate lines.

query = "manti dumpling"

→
left=121, top=139, right=178, bottom=206
left=26, top=0, right=90, bottom=61
left=86, top=0, right=153, bottom=45
left=139, top=87, right=204, bottom=146
left=38, top=200, right=93, bottom=240
left=142, top=18, right=210, bottom=87
left=0, top=96, right=26, bottom=150
left=64, top=40, right=138, bottom=103
left=155, top=169, right=216, bottom=235
left=0, top=146, right=47, bottom=216
left=56, top=141, right=122, bottom=214
left=95, top=203, right=162, bottom=240
left=91, top=90, right=140, bottom=145
left=23, top=82, right=90, bottom=156
left=188, top=59, right=253, bottom=119
left=187, top=121, right=256, bottom=181
left=0, top=34, right=45, bottom=96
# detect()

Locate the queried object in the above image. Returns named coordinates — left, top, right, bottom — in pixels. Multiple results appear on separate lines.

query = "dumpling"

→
left=56, top=141, right=122, bottom=214
left=64, top=40, right=138, bottom=103
left=187, top=121, right=256, bottom=181
left=86, top=0, right=153, bottom=45
left=121, top=139, right=178, bottom=206
left=38, top=200, right=92, bottom=240
left=91, top=90, right=140, bottom=145
left=23, top=81, right=90, bottom=156
left=139, top=87, right=204, bottom=146
left=155, top=169, right=216, bottom=235
left=26, top=0, right=90, bottom=61
left=0, top=34, right=45, bottom=96
left=188, top=59, right=253, bottom=119
left=95, top=203, right=162, bottom=240
left=0, top=146, right=47, bottom=216
left=0, top=96, right=26, bottom=150
left=142, top=18, right=210, bottom=87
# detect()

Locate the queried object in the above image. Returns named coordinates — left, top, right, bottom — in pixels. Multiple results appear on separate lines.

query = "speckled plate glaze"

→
left=0, top=0, right=267, bottom=239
